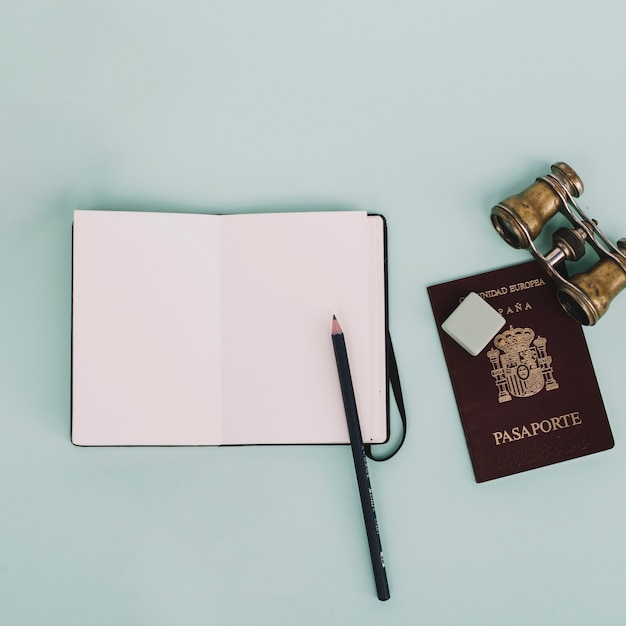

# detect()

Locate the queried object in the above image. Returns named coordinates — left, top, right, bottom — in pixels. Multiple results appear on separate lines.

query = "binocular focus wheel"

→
left=551, top=227, right=587, bottom=262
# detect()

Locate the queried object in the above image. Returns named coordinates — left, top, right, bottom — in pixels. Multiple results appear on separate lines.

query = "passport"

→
left=428, top=261, right=614, bottom=482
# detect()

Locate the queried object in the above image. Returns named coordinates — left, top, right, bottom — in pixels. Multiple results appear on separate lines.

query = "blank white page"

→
left=220, top=211, right=374, bottom=444
left=72, top=210, right=222, bottom=445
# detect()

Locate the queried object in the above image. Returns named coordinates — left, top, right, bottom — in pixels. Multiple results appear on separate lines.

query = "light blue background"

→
left=2, top=1, right=625, bottom=624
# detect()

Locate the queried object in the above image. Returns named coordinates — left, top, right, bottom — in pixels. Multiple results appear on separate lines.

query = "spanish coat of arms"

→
left=486, top=326, right=558, bottom=403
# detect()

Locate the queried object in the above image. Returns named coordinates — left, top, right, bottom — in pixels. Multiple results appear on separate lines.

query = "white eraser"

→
left=441, top=292, right=506, bottom=356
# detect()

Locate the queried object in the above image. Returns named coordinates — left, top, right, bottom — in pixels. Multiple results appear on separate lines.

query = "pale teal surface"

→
left=2, top=1, right=626, bottom=624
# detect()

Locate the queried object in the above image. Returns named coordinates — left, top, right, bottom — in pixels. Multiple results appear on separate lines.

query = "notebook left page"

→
left=72, top=210, right=222, bottom=445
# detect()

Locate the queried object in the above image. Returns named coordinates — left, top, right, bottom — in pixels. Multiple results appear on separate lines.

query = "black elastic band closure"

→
left=365, top=333, right=407, bottom=462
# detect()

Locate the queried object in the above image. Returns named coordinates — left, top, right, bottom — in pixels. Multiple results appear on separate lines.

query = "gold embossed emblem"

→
left=487, top=326, right=558, bottom=403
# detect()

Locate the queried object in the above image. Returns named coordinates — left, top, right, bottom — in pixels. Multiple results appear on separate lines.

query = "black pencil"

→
left=331, top=315, right=390, bottom=601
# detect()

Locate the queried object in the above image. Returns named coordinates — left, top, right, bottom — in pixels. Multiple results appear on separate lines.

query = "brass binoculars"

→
left=491, top=162, right=626, bottom=325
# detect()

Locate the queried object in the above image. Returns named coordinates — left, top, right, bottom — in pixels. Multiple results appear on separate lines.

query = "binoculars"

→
left=491, top=162, right=626, bottom=325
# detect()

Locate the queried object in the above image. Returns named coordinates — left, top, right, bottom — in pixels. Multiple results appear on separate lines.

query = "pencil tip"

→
left=331, top=315, right=342, bottom=335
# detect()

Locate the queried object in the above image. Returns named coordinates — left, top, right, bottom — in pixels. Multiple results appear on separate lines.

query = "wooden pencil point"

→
left=332, top=315, right=342, bottom=335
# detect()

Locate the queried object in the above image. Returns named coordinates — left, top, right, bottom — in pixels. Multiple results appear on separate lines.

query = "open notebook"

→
left=71, top=210, right=389, bottom=446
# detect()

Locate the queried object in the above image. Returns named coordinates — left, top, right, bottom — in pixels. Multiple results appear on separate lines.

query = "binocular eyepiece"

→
left=491, top=162, right=626, bottom=325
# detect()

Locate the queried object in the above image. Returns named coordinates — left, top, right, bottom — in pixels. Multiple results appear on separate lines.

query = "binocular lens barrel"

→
left=491, top=163, right=583, bottom=249
left=557, top=258, right=626, bottom=325
left=491, top=180, right=565, bottom=249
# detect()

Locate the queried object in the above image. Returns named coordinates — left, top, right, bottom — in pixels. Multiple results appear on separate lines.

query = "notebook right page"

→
left=220, top=211, right=374, bottom=445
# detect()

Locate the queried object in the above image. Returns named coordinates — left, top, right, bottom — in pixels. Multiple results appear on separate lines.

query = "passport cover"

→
left=428, top=261, right=614, bottom=482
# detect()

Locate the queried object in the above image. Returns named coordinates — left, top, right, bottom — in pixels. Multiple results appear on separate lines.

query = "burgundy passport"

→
left=428, top=261, right=614, bottom=482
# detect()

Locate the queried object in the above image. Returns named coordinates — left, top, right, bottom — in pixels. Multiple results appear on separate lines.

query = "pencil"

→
left=331, top=315, right=390, bottom=601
